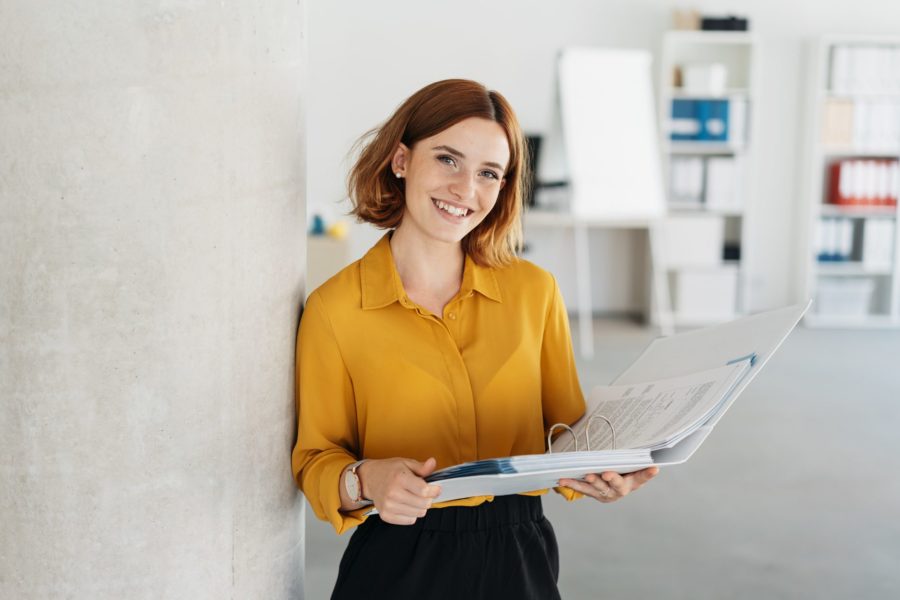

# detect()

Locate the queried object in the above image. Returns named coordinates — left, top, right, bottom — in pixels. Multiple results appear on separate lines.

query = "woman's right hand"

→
left=357, top=457, right=442, bottom=525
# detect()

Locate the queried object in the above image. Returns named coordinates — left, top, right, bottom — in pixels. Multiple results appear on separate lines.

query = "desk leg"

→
left=647, top=222, right=674, bottom=336
left=574, top=223, right=594, bottom=358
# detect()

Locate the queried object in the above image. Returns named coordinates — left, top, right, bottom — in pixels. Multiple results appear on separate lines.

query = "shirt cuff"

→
left=306, top=453, right=371, bottom=535
left=554, top=485, right=584, bottom=501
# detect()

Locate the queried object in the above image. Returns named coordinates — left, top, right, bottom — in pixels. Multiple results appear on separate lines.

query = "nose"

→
left=448, top=170, right=477, bottom=202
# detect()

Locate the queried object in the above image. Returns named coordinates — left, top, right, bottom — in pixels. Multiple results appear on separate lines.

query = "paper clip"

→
left=547, top=414, right=616, bottom=453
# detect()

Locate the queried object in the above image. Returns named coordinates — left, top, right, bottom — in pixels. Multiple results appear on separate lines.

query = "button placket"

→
left=434, top=300, right=476, bottom=462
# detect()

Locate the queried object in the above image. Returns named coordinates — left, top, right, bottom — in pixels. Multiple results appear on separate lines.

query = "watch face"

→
left=345, top=469, right=360, bottom=501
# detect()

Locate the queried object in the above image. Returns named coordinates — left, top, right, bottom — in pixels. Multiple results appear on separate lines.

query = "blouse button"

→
left=448, top=312, right=456, bottom=320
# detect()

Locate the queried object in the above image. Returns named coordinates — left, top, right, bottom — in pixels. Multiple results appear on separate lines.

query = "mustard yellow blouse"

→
left=292, top=234, right=586, bottom=534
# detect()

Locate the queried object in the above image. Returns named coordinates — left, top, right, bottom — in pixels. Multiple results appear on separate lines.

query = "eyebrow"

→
left=431, top=145, right=507, bottom=173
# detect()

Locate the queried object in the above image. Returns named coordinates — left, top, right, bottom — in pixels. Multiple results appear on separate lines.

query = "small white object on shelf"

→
left=862, top=219, right=896, bottom=270
left=661, top=215, right=724, bottom=268
left=669, top=156, right=705, bottom=206
left=671, top=265, right=739, bottom=323
left=705, top=156, right=743, bottom=211
left=682, top=62, right=728, bottom=96
left=815, top=278, right=875, bottom=317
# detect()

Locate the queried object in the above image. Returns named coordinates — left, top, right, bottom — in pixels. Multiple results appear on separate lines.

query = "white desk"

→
left=524, top=210, right=674, bottom=358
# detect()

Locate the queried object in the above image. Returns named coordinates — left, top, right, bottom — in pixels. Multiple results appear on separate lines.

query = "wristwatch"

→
left=344, top=460, right=371, bottom=505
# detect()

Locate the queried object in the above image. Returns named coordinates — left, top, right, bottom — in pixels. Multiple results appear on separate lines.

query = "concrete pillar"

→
left=1, top=2, right=306, bottom=598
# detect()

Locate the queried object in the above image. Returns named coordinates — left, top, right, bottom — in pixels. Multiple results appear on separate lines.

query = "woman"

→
left=291, top=79, right=658, bottom=599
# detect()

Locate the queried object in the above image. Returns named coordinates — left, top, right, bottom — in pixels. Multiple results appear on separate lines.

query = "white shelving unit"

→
left=799, top=35, right=900, bottom=328
left=657, top=30, right=758, bottom=326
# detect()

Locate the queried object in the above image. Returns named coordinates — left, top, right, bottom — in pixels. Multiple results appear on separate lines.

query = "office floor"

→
left=303, top=317, right=900, bottom=599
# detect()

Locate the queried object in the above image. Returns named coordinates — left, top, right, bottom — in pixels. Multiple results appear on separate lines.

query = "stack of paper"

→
left=552, top=359, right=754, bottom=454
left=428, top=449, right=653, bottom=483
left=423, top=449, right=653, bottom=506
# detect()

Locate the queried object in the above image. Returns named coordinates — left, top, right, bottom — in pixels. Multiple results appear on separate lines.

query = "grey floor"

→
left=303, top=317, right=900, bottom=599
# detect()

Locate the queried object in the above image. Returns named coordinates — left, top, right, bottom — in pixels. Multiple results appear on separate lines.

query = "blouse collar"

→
left=360, top=233, right=502, bottom=310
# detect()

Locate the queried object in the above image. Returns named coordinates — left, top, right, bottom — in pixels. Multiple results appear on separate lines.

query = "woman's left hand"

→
left=558, top=466, right=659, bottom=503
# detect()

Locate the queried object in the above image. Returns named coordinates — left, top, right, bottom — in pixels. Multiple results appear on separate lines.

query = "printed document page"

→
left=551, top=360, right=752, bottom=453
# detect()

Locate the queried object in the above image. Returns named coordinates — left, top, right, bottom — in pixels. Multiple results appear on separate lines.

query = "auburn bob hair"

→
left=348, top=79, right=528, bottom=268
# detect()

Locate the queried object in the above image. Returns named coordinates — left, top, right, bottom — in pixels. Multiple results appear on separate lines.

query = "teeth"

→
left=434, top=200, right=468, bottom=217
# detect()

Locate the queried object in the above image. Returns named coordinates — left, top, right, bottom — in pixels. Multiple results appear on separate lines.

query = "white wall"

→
left=308, top=0, right=900, bottom=313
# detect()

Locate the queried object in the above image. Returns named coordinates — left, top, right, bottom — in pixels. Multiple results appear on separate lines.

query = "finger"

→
left=638, top=466, right=660, bottom=481
left=600, top=471, right=625, bottom=486
left=399, top=470, right=442, bottom=499
left=405, top=473, right=441, bottom=501
left=587, top=473, right=619, bottom=497
left=599, top=471, right=629, bottom=495
left=393, top=485, right=435, bottom=509
left=406, top=457, right=437, bottom=478
left=620, top=466, right=659, bottom=482
left=558, top=478, right=614, bottom=502
left=380, top=513, right=417, bottom=526
left=622, top=466, right=659, bottom=490
left=382, top=494, right=432, bottom=518
left=582, top=472, right=621, bottom=497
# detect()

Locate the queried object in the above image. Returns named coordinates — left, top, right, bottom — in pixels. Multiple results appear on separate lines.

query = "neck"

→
left=389, top=226, right=465, bottom=297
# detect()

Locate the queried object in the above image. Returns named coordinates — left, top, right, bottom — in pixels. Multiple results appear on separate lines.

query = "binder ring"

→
left=547, top=423, right=578, bottom=453
left=585, top=414, right=616, bottom=451
left=547, top=414, right=617, bottom=453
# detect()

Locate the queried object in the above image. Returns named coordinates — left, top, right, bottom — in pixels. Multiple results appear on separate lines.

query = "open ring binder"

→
left=547, top=414, right=617, bottom=453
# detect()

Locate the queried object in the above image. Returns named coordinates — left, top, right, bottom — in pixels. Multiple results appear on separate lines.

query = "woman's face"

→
left=391, top=117, right=510, bottom=246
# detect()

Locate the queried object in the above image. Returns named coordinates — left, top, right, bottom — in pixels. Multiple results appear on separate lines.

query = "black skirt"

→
left=331, top=495, right=560, bottom=600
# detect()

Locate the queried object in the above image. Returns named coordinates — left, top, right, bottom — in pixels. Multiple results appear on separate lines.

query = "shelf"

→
left=663, top=31, right=755, bottom=45
left=671, top=312, right=742, bottom=328
left=523, top=210, right=661, bottom=229
left=819, top=204, right=897, bottom=218
left=816, top=262, right=894, bottom=276
left=801, top=36, right=900, bottom=330
left=658, top=29, right=756, bottom=327
left=820, top=33, right=900, bottom=45
left=667, top=88, right=750, bottom=99
left=666, top=141, right=745, bottom=155
left=667, top=262, right=740, bottom=273
left=668, top=204, right=744, bottom=217
left=821, top=146, right=900, bottom=158
left=804, top=313, right=900, bottom=329
left=822, top=90, right=900, bottom=100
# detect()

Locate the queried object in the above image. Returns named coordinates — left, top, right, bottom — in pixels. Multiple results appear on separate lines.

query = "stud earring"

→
left=395, top=172, right=402, bottom=178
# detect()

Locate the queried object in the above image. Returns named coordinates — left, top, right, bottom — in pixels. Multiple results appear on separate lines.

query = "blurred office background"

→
left=305, top=1, right=900, bottom=599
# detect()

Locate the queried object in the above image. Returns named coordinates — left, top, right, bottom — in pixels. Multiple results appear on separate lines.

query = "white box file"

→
left=815, top=278, right=875, bottom=317
left=662, top=215, right=725, bottom=267
left=671, top=265, right=739, bottom=322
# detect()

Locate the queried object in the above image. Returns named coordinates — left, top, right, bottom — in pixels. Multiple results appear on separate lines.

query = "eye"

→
left=437, top=154, right=457, bottom=167
left=480, top=170, right=500, bottom=181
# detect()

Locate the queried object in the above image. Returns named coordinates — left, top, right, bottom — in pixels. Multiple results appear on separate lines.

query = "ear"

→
left=390, top=143, right=410, bottom=177
left=499, top=178, right=506, bottom=191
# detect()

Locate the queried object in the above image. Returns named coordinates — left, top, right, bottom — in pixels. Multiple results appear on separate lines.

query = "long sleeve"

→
left=291, top=291, right=369, bottom=534
left=540, top=277, right=587, bottom=502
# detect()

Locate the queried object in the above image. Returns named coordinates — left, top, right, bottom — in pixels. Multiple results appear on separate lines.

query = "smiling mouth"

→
left=432, top=198, right=472, bottom=218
